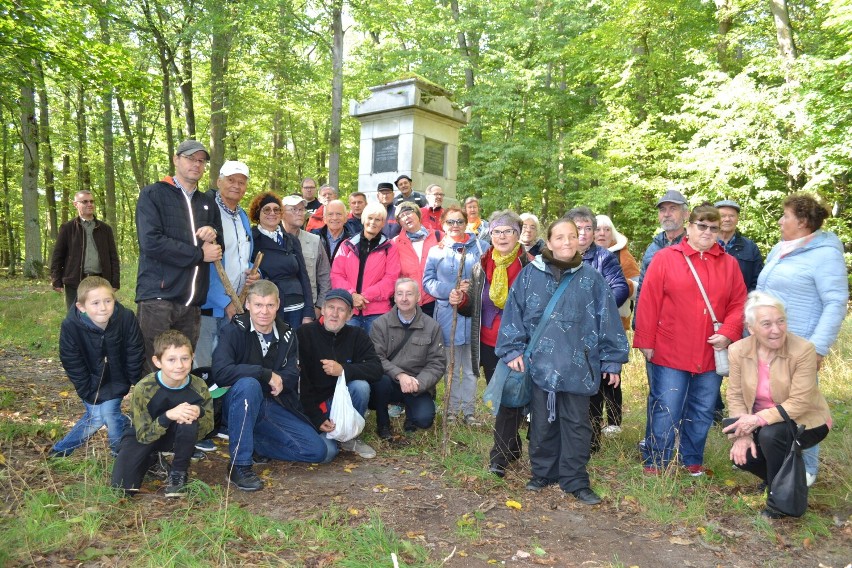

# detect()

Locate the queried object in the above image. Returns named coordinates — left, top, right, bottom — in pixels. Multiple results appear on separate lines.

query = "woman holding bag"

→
left=496, top=218, right=628, bottom=505
left=723, top=291, right=831, bottom=518
left=634, top=204, right=747, bottom=476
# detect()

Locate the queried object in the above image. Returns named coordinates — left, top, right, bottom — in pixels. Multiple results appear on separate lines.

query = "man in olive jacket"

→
left=369, top=278, right=446, bottom=438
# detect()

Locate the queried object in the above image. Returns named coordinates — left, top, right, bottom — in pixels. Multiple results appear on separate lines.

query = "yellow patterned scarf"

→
left=489, top=243, right=521, bottom=309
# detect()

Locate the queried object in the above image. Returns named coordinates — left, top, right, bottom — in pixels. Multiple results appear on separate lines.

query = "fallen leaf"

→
left=514, top=550, right=530, bottom=559
left=348, top=508, right=360, bottom=516
left=505, top=500, right=522, bottom=510
left=669, top=537, right=692, bottom=545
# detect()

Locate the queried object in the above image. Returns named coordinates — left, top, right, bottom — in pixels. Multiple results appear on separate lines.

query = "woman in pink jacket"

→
left=392, top=202, right=441, bottom=317
left=331, top=202, right=401, bottom=333
left=634, top=204, right=746, bottom=476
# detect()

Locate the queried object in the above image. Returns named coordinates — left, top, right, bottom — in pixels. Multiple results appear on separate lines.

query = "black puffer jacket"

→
left=212, top=312, right=303, bottom=417
left=135, top=178, right=223, bottom=305
left=59, top=301, right=145, bottom=404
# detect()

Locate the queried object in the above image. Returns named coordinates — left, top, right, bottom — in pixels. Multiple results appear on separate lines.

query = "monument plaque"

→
left=423, top=139, right=446, bottom=176
left=372, top=137, right=398, bottom=173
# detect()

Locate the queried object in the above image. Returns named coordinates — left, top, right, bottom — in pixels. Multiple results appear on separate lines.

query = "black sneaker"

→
left=377, top=424, right=394, bottom=441
left=252, top=453, right=270, bottom=465
left=571, top=487, right=602, bottom=505
left=228, top=463, right=264, bottom=492
left=525, top=477, right=556, bottom=491
left=195, top=439, right=216, bottom=452
left=165, top=471, right=188, bottom=498
left=146, top=453, right=170, bottom=481
left=488, top=463, right=506, bottom=478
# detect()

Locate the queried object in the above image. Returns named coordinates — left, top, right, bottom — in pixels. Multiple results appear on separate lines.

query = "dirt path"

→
left=1, top=348, right=849, bottom=567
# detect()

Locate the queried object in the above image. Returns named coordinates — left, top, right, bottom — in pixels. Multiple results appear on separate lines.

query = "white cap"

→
left=219, top=160, right=249, bottom=179
left=281, top=195, right=307, bottom=207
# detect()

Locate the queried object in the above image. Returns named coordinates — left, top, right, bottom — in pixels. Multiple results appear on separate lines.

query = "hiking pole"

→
left=213, top=259, right=245, bottom=315
left=441, top=246, right=467, bottom=459
left=237, top=252, right=264, bottom=306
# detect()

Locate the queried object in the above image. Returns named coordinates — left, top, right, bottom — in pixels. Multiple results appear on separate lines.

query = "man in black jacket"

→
left=135, top=140, right=224, bottom=372
left=50, top=190, right=120, bottom=309
left=213, top=280, right=337, bottom=491
left=297, top=289, right=383, bottom=459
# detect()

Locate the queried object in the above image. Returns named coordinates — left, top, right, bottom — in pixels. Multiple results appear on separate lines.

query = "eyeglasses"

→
left=397, top=210, right=416, bottom=219
left=576, top=226, right=594, bottom=234
left=302, top=185, right=316, bottom=191
left=445, top=219, right=466, bottom=226
left=285, top=207, right=306, bottom=214
left=491, top=229, right=517, bottom=237
left=693, top=222, right=721, bottom=234
left=180, top=155, right=208, bottom=166
left=431, top=193, right=445, bottom=198
left=261, top=206, right=282, bottom=214
left=75, top=200, right=95, bottom=205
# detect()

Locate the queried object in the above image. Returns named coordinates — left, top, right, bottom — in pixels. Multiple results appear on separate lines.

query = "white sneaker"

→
left=339, top=437, right=376, bottom=459
left=388, top=404, right=404, bottom=418
left=806, top=472, right=816, bottom=487
left=602, top=425, right=622, bottom=438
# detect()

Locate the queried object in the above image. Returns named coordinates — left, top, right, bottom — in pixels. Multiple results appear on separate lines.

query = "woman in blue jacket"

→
left=756, top=193, right=848, bottom=486
left=496, top=218, right=628, bottom=505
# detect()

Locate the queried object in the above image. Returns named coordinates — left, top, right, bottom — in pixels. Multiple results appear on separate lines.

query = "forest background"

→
left=2, top=0, right=851, bottom=277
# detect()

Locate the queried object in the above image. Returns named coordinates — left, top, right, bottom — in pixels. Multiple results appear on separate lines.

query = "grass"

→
left=0, top=270, right=849, bottom=564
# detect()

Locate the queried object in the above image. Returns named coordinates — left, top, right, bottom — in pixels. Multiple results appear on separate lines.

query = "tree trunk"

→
left=769, top=0, right=797, bottom=62
left=99, top=9, right=117, bottom=227
left=328, top=0, right=344, bottom=189
left=35, top=61, right=58, bottom=240
left=1, top=106, right=15, bottom=273
left=60, top=88, right=71, bottom=223
left=715, top=0, right=733, bottom=71
left=76, top=87, right=91, bottom=193
left=179, top=43, right=196, bottom=139
left=21, top=80, right=43, bottom=278
left=210, top=1, right=235, bottom=184
left=117, top=96, right=146, bottom=191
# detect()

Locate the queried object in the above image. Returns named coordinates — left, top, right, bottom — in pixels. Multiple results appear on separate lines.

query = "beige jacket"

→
left=727, top=333, right=831, bottom=430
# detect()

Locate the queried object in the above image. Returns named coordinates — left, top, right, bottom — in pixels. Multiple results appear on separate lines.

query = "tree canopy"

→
left=1, top=0, right=850, bottom=275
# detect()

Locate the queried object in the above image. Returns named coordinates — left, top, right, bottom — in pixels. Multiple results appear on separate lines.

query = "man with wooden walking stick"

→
left=195, top=160, right=258, bottom=369
left=135, top=140, right=223, bottom=373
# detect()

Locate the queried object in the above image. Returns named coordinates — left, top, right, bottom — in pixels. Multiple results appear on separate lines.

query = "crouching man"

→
left=297, top=289, right=383, bottom=459
left=213, top=280, right=337, bottom=492
left=369, top=278, right=446, bottom=438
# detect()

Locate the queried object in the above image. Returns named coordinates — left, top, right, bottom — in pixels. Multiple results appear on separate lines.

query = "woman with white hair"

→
left=595, top=215, right=640, bottom=331
left=331, top=202, right=401, bottom=333
left=723, top=291, right=831, bottom=518
left=519, top=213, right=545, bottom=256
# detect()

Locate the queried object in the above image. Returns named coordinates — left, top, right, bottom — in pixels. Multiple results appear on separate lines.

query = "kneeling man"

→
left=370, top=278, right=446, bottom=438
left=213, top=280, right=337, bottom=491
left=297, top=289, right=383, bottom=459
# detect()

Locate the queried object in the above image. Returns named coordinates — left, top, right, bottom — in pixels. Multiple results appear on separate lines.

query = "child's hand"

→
left=166, top=402, right=200, bottom=424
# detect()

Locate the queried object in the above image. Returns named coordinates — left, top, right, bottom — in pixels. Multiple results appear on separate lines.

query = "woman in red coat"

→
left=392, top=202, right=441, bottom=317
left=634, top=204, right=746, bottom=475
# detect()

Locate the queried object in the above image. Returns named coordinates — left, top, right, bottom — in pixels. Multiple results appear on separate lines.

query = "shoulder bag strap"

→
left=525, top=270, right=576, bottom=357
left=386, top=325, right=417, bottom=363
left=775, top=404, right=799, bottom=440
left=682, top=252, right=720, bottom=325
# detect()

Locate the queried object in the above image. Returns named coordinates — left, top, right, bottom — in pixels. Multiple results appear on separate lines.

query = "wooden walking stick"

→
left=237, top=252, right=264, bottom=305
left=213, top=259, right=245, bottom=315
left=441, top=246, right=467, bottom=458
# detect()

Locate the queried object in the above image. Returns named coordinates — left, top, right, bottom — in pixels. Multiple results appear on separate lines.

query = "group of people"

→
left=48, top=140, right=847, bottom=516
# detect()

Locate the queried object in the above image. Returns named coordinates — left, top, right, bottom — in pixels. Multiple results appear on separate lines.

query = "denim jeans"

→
left=369, top=375, right=436, bottom=431
left=52, top=397, right=129, bottom=456
left=347, top=314, right=379, bottom=335
left=642, top=363, right=722, bottom=468
left=223, top=377, right=336, bottom=465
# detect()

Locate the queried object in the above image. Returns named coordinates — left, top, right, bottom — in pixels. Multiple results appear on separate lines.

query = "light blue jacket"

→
left=202, top=206, right=253, bottom=317
left=496, top=258, right=629, bottom=395
left=757, top=230, right=848, bottom=356
left=423, top=235, right=488, bottom=345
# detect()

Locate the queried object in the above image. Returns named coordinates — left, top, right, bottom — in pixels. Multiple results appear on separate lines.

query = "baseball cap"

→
left=324, top=289, right=354, bottom=309
left=395, top=174, right=412, bottom=186
left=219, top=160, right=249, bottom=178
left=656, top=189, right=687, bottom=207
left=714, top=199, right=740, bottom=212
left=282, top=195, right=307, bottom=207
left=176, top=139, right=209, bottom=158
left=377, top=182, right=394, bottom=192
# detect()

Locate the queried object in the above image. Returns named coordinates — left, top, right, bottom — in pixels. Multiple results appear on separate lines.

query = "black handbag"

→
left=766, top=405, right=808, bottom=517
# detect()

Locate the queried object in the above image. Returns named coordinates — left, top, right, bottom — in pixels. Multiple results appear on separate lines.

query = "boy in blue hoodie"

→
left=49, top=276, right=145, bottom=457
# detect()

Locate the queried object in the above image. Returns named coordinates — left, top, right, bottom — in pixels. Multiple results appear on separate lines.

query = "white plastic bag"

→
left=325, top=371, right=365, bottom=442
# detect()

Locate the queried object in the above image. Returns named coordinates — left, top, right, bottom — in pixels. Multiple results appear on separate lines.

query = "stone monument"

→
left=349, top=77, right=469, bottom=202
